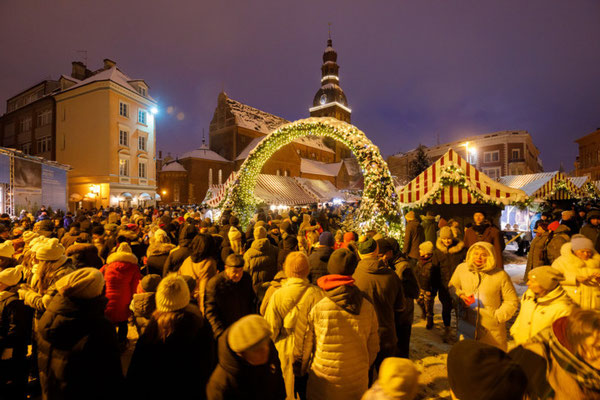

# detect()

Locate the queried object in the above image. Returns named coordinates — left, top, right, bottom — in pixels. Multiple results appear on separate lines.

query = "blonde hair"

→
left=567, top=309, right=600, bottom=352
left=465, top=243, right=496, bottom=271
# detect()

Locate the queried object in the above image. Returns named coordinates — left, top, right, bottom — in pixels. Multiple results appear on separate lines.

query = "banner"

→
left=42, top=165, right=67, bottom=212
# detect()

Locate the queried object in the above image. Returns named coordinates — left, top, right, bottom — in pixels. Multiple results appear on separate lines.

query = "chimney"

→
left=71, top=61, right=87, bottom=80
left=159, top=150, right=162, bottom=159
left=103, top=58, right=116, bottom=69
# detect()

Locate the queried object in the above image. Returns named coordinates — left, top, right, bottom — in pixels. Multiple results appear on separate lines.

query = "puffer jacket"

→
left=433, top=238, right=466, bottom=288
left=352, top=257, right=403, bottom=353
left=293, top=275, right=379, bottom=400
left=524, top=231, right=550, bottom=280
left=178, top=256, right=217, bottom=314
left=464, top=222, right=504, bottom=269
left=66, top=243, right=103, bottom=269
left=307, top=246, right=334, bottom=285
left=145, top=243, right=175, bottom=276
left=36, top=293, right=124, bottom=400
left=546, top=224, right=570, bottom=264
left=206, top=329, right=285, bottom=400
left=243, top=238, right=279, bottom=301
left=264, top=277, right=322, bottom=399
left=100, top=252, right=141, bottom=323
left=552, top=242, right=600, bottom=310
left=510, top=285, right=575, bottom=345
left=449, top=241, right=519, bottom=351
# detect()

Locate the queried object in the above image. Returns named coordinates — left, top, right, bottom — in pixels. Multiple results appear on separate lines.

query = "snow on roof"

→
left=254, top=174, right=318, bottom=205
left=568, top=176, right=589, bottom=188
left=180, top=143, right=230, bottom=162
left=300, top=159, right=344, bottom=177
left=295, top=177, right=344, bottom=202
left=161, top=161, right=187, bottom=172
left=60, top=75, right=80, bottom=83
left=342, top=157, right=360, bottom=176
left=235, top=135, right=335, bottom=161
left=498, top=172, right=559, bottom=196
left=226, top=96, right=289, bottom=134
left=236, top=137, right=263, bottom=161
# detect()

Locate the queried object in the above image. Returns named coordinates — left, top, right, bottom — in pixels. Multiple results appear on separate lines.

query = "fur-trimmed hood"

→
left=107, top=250, right=138, bottom=265
left=435, top=237, right=465, bottom=254
left=465, top=241, right=497, bottom=272
left=117, top=229, right=139, bottom=242
left=559, top=242, right=600, bottom=269
left=65, top=243, right=98, bottom=257
left=146, top=243, right=175, bottom=257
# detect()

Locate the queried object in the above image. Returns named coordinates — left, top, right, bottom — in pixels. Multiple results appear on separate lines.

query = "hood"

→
left=526, top=285, right=572, bottom=305
left=314, top=245, right=334, bottom=262
left=356, top=257, right=390, bottom=274
left=559, top=242, right=600, bottom=269
left=318, top=276, right=363, bottom=315
left=435, top=238, right=465, bottom=254
left=554, top=224, right=570, bottom=235
left=281, top=235, right=298, bottom=250
left=302, top=214, right=311, bottom=224
left=251, top=238, right=272, bottom=253
left=66, top=243, right=98, bottom=257
left=465, top=241, right=497, bottom=272
left=106, top=250, right=138, bottom=265
left=147, top=243, right=175, bottom=257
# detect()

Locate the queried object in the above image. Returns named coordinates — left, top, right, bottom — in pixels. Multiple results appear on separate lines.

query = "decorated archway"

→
left=222, top=117, right=402, bottom=236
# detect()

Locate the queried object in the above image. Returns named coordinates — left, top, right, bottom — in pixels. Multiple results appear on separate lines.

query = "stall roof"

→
left=398, top=149, right=527, bottom=207
left=254, top=175, right=318, bottom=205
left=498, top=171, right=582, bottom=200
left=295, top=177, right=345, bottom=202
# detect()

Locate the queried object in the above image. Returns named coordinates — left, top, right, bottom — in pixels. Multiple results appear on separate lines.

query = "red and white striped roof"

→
left=398, top=149, right=527, bottom=207
left=499, top=171, right=583, bottom=200
left=205, top=171, right=238, bottom=207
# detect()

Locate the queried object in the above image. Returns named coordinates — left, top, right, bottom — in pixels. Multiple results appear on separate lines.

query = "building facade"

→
left=574, top=129, right=600, bottom=180
left=388, top=130, right=543, bottom=183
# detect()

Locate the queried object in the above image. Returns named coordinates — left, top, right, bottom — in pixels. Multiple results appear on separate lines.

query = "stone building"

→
left=574, top=128, right=600, bottom=179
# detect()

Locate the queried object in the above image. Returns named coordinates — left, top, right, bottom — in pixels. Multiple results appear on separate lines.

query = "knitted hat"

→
left=55, top=268, right=105, bottom=299
left=155, top=275, right=190, bottom=312
left=254, top=226, right=267, bottom=240
left=283, top=251, right=310, bottom=278
left=378, top=357, right=421, bottom=400
left=227, top=314, right=272, bottom=353
left=22, top=231, right=38, bottom=244
left=439, top=226, right=453, bottom=239
left=548, top=220, right=560, bottom=231
left=0, top=241, right=15, bottom=258
left=327, top=248, right=358, bottom=276
left=36, top=238, right=65, bottom=261
left=0, top=268, right=22, bottom=287
left=358, top=237, right=378, bottom=255
left=141, top=274, right=162, bottom=292
left=571, top=234, right=594, bottom=252
left=447, top=339, right=527, bottom=400
left=107, top=242, right=138, bottom=265
left=319, top=232, right=335, bottom=247
left=419, top=241, right=434, bottom=255
left=405, top=211, right=416, bottom=221
left=376, top=238, right=393, bottom=255
left=280, top=221, right=292, bottom=234
left=529, top=266, right=565, bottom=291
left=225, top=253, right=244, bottom=268
left=228, top=226, right=242, bottom=242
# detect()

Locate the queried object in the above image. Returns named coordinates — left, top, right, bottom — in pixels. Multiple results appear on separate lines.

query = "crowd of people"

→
left=0, top=204, right=598, bottom=399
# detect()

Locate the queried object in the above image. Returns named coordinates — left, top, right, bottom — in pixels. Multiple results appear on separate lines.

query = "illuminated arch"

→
left=223, top=117, right=402, bottom=236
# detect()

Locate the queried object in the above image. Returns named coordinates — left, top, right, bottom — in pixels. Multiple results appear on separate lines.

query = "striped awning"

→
left=205, top=172, right=238, bottom=207
left=499, top=171, right=583, bottom=200
left=398, top=149, right=527, bottom=207
left=254, top=175, right=318, bottom=205
left=533, top=172, right=582, bottom=200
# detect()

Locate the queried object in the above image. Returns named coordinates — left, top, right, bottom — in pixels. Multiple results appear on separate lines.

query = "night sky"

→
left=1, top=1, right=599, bottom=171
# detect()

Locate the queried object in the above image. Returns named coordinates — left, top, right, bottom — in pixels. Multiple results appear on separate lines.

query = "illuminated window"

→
left=138, top=162, right=146, bottom=178
left=119, top=158, right=129, bottom=176
left=138, top=110, right=147, bottom=124
left=138, top=136, right=146, bottom=151
left=218, top=169, right=222, bottom=185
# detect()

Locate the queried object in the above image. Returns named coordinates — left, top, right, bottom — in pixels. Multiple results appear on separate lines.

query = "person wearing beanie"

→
left=524, top=219, right=551, bottom=281
left=101, top=242, right=141, bottom=349
left=361, top=357, right=420, bottom=400
left=144, top=228, right=175, bottom=277
left=207, top=314, right=285, bottom=400
left=264, top=252, right=323, bottom=398
left=128, top=275, right=214, bottom=400
left=544, top=219, right=571, bottom=265
left=421, top=211, right=437, bottom=244
left=307, top=231, right=336, bottom=285
left=432, top=229, right=466, bottom=341
left=277, top=221, right=299, bottom=270
left=293, top=247, right=379, bottom=400
left=463, top=211, right=505, bottom=270
left=242, top=225, right=278, bottom=303
left=449, top=241, right=519, bottom=350
left=580, top=209, right=600, bottom=246
left=403, top=211, right=425, bottom=267
left=177, top=234, right=218, bottom=314
left=447, top=339, right=527, bottom=400
left=204, top=254, right=256, bottom=338
left=561, top=209, right=580, bottom=235
left=551, top=234, right=600, bottom=309
left=353, top=234, right=404, bottom=376
left=340, top=231, right=357, bottom=249
left=65, top=233, right=104, bottom=270
left=510, top=266, right=576, bottom=345
left=162, top=223, right=197, bottom=276
left=0, top=240, right=18, bottom=271
left=36, top=267, right=124, bottom=400
left=130, top=274, right=162, bottom=336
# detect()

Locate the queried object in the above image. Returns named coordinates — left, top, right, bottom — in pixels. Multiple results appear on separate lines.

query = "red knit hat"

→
left=548, top=221, right=560, bottom=231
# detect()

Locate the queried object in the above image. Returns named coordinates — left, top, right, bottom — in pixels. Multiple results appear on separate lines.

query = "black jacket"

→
left=277, top=234, right=298, bottom=270
left=308, top=246, right=334, bottom=285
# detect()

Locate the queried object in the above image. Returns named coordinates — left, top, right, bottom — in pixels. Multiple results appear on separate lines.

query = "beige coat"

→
left=449, top=241, right=519, bottom=351
left=264, top=278, right=322, bottom=400
left=177, top=256, right=217, bottom=314
left=510, top=286, right=576, bottom=346
left=552, top=242, right=600, bottom=310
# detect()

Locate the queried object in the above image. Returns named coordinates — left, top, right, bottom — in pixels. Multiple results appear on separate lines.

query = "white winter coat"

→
left=510, top=285, right=576, bottom=346
left=552, top=242, right=600, bottom=310
left=449, top=241, right=519, bottom=351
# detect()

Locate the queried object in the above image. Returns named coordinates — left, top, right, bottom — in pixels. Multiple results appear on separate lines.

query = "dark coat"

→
left=546, top=224, right=570, bottom=265
left=432, top=238, right=467, bottom=288
left=127, top=309, right=214, bottom=400
left=464, top=222, right=504, bottom=269
left=421, top=216, right=437, bottom=244
left=60, top=227, right=81, bottom=249
left=0, top=290, right=31, bottom=365
left=403, top=219, right=425, bottom=259
left=36, top=294, right=124, bottom=400
left=66, top=243, right=103, bottom=269
left=277, top=234, right=298, bottom=270
left=145, top=243, right=175, bottom=276
left=204, top=271, right=256, bottom=338
left=524, top=231, right=550, bottom=280
left=243, top=238, right=278, bottom=301
left=307, top=246, right=334, bottom=285
left=206, top=330, right=285, bottom=400
left=162, top=245, right=192, bottom=276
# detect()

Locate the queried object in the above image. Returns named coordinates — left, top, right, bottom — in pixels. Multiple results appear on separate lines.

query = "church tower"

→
left=309, top=35, right=351, bottom=124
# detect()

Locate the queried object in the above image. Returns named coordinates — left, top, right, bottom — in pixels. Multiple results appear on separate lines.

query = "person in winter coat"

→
left=129, top=274, right=161, bottom=336
left=510, top=266, right=576, bottom=346
left=144, top=230, right=175, bottom=276
left=243, top=226, right=279, bottom=302
left=403, top=211, right=424, bottom=265
left=545, top=221, right=571, bottom=264
left=59, top=223, right=81, bottom=249
left=524, top=220, right=550, bottom=280
left=178, top=233, right=218, bottom=314
left=360, top=357, right=420, bottom=400
left=308, top=232, right=335, bottom=285
left=0, top=268, right=31, bottom=399
left=432, top=227, right=466, bottom=341
left=580, top=210, right=600, bottom=245
left=36, top=268, right=124, bottom=400
left=65, top=234, right=103, bottom=269
left=449, top=241, right=519, bottom=351
left=510, top=310, right=600, bottom=400
left=551, top=235, right=600, bottom=309
left=463, top=212, right=504, bottom=270
left=100, top=243, right=141, bottom=347
left=561, top=210, right=580, bottom=235
left=420, top=211, right=437, bottom=244
left=353, top=237, right=403, bottom=369
left=293, top=248, right=380, bottom=400
left=0, top=240, right=17, bottom=271
left=340, top=231, right=357, bottom=250
left=127, top=275, right=214, bottom=400
left=221, top=226, right=244, bottom=264
left=204, top=254, right=257, bottom=339
left=260, top=270, right=287, bottom=316
left=278, top=225, right=299, bottom=270
left=162, top=223, right=197, bottom=276
left=207, top=314, right=286, bottom=400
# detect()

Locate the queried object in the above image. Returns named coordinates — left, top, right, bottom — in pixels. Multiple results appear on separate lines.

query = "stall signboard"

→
left=13, top=158, right=42, bottom=213
left=42, top=165, right=67, bottom=212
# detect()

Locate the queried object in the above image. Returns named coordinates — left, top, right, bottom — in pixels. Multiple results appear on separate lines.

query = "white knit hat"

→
left=36, top=238, right=65, bottom=261
left=55, top=268, right=105, bottom=299
left=0, top=241, right=15, bottom=258
left=0, top=268, right=22, bottom=287
left=227, top=314, right=272, bottom=353
left=155, top=275, right=190, bottom=312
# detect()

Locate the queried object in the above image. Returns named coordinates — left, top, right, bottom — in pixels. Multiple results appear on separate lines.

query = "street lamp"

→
left=463, top=142, right=477, bottom=165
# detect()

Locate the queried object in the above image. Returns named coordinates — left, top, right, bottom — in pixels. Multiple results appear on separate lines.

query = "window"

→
left=511, top=149, right=521, bottom=160
left=20, top=117, right=32, bottom=132
left=119, top=102, right=129, bottom=117
left=138, top=162, right=147, bottom=178
left=484, top=167, right=502, bottom=179
left=276, top=169, right=281, bottom=176
left=218, top=169, right=222, bottom=185
left=37, top=136, right=51, bottom=153
left=174, top=185, right=180, bottom=202
left=483, top=150, right=499, bottom=163
left=119, top=158, right=129, bottom=176
left=284, top=170, right=289, bottom=177
left=138, top=136, right=146, bottom=151
left=119, top=130, right=128, bottom=146
left=138, top=109, right=147, bottom=124
left=37, top=109, right=52, bottom=127
left=208, top=168, right=213, bottom=186
left=138, top=87, right=146, bottom=97
left=21, top=143, right=31, bottom=154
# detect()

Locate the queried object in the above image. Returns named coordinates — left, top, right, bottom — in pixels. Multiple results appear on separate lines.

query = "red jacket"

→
left=101, top=251, right=141, bottom=323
